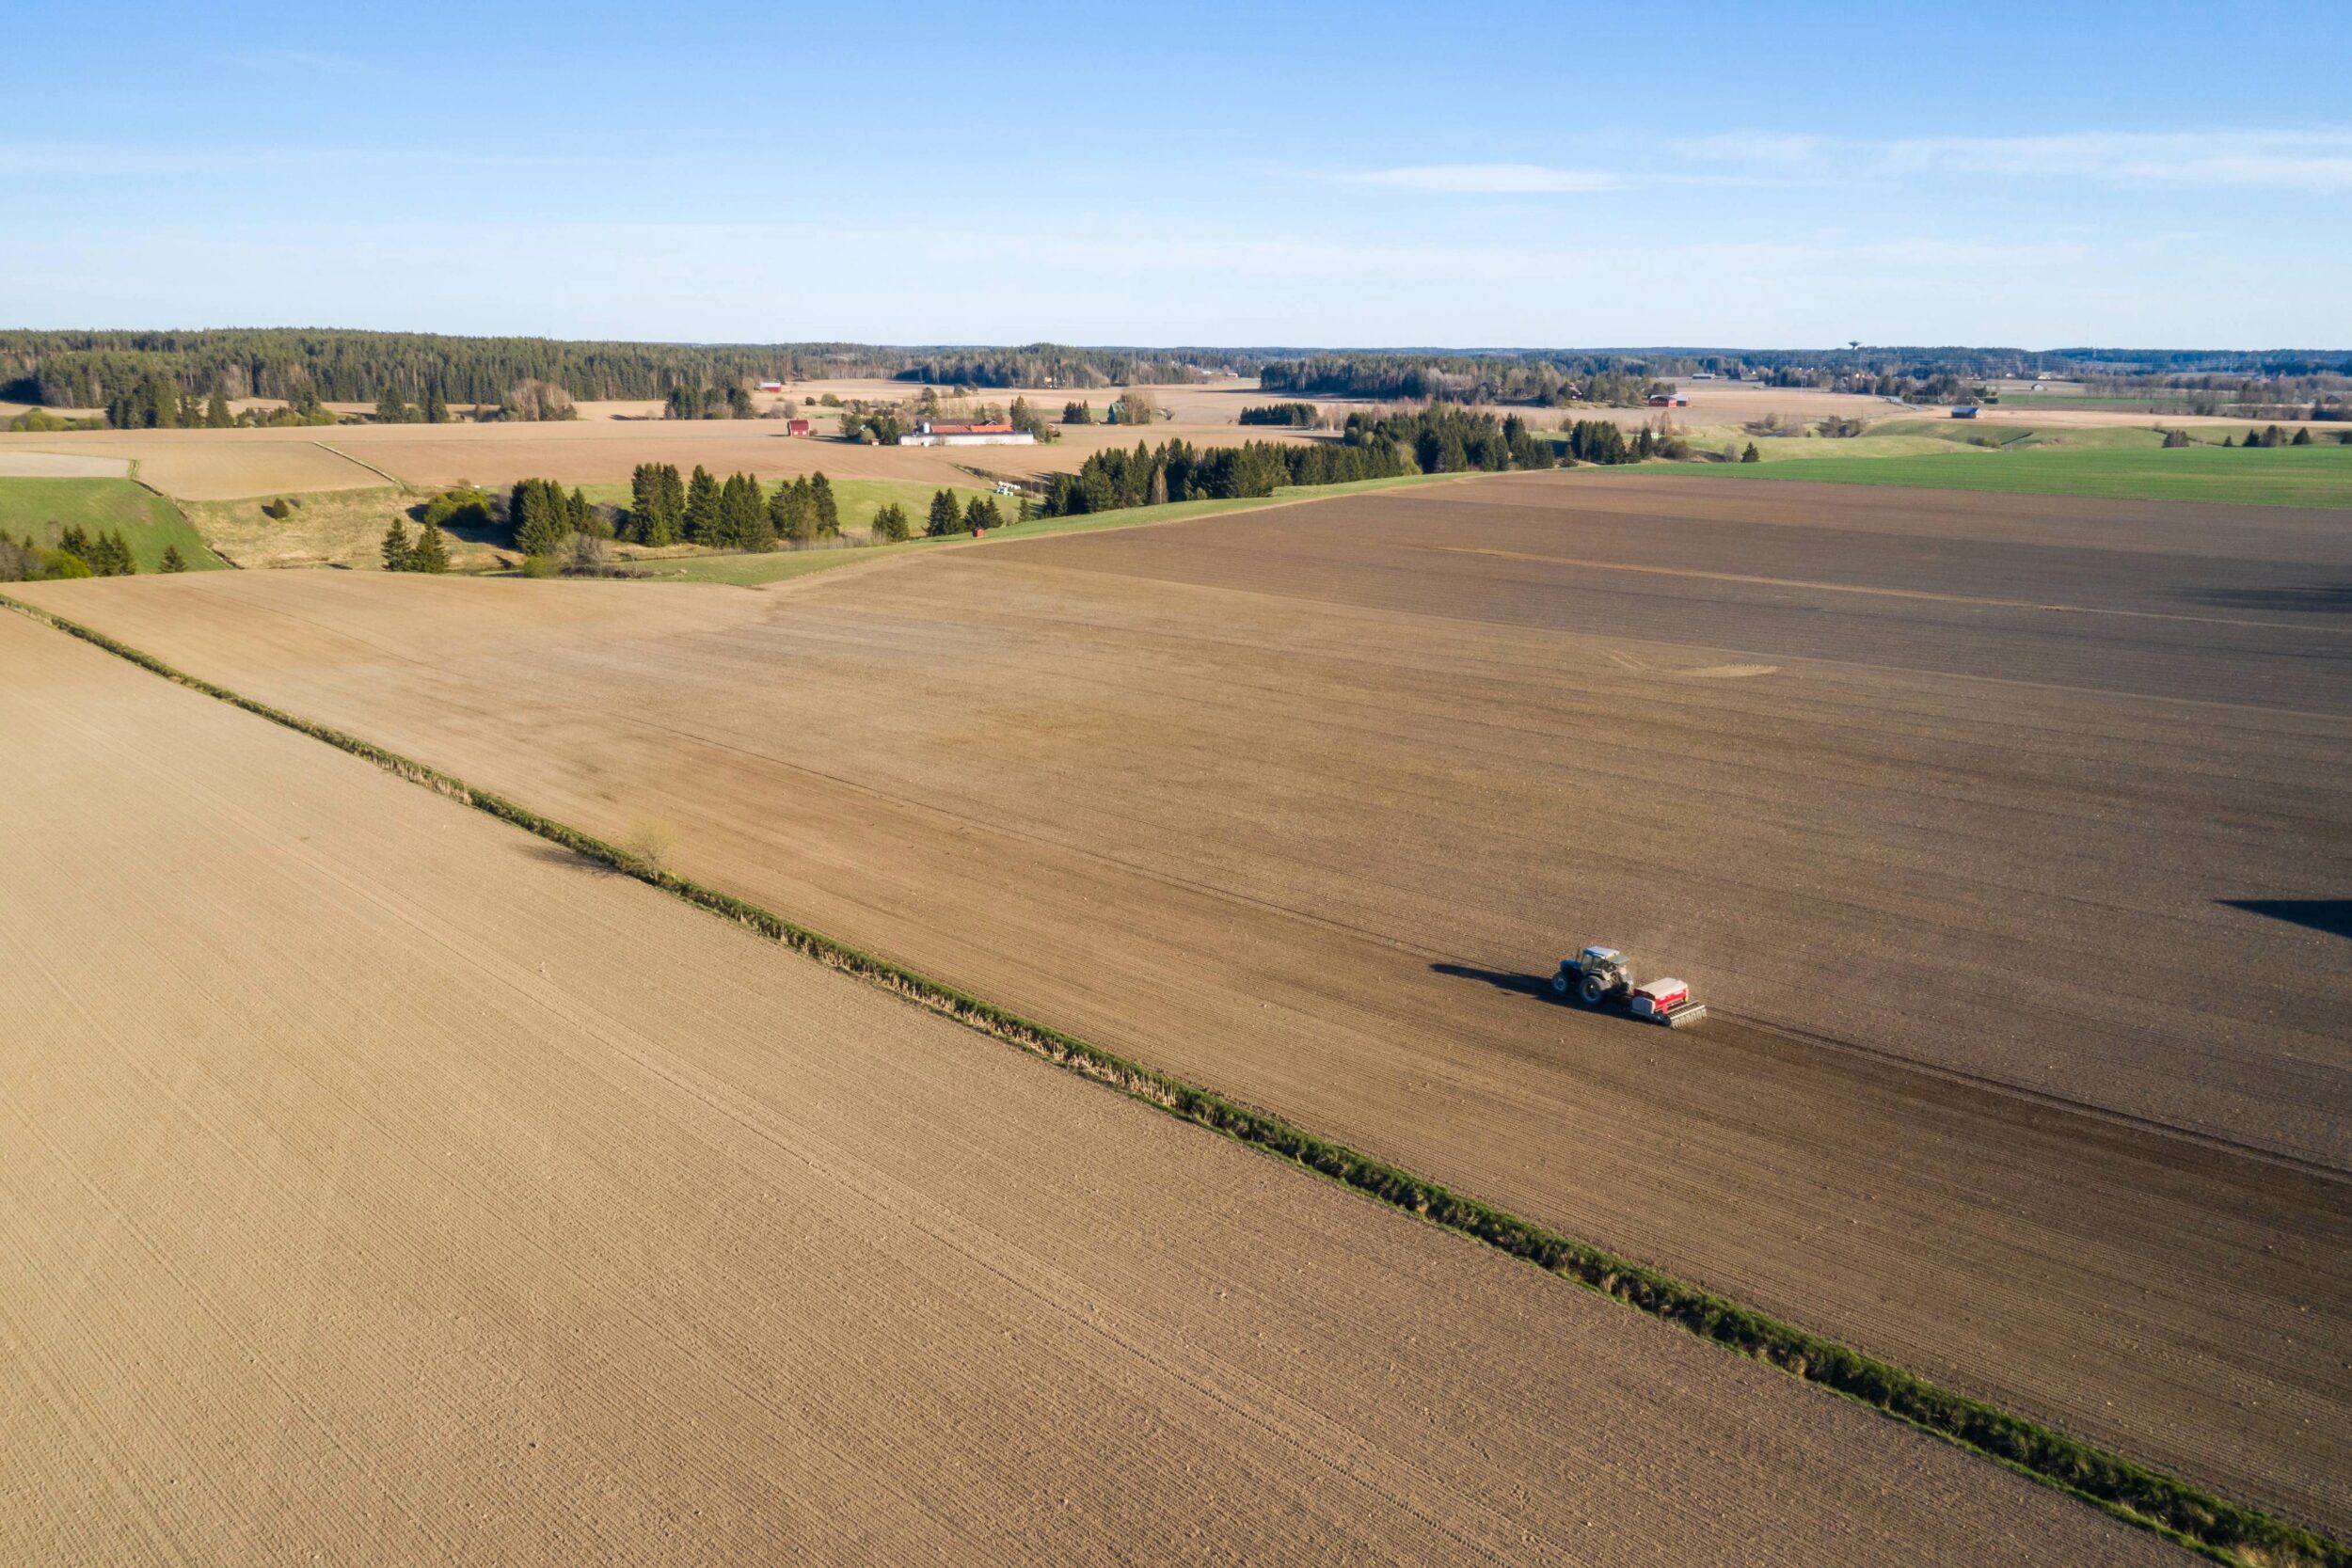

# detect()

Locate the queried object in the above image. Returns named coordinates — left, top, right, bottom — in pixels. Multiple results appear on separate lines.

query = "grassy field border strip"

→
left=5, top=593, right=2342, bottom=1568
left=310, top=440, right=417, bottom=493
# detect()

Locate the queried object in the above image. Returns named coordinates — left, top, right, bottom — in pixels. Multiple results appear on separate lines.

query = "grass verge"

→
left=3, top=590, right=2344, bottom=1568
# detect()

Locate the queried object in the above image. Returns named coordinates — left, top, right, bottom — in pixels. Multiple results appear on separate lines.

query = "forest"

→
left=0, top=330, right=1261, bottom=411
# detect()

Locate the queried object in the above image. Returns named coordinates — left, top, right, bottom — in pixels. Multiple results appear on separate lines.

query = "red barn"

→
left=786, top=418, right=812, bottom=436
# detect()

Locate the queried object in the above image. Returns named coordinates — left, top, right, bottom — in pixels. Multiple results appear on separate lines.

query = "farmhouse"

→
left=897, top=420, right=1038, bottom=448
left=1647, top=391, right=1691, bottom=407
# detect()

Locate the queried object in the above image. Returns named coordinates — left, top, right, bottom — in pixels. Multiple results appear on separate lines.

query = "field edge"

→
left=4, top=590, right=2343, bottom=1568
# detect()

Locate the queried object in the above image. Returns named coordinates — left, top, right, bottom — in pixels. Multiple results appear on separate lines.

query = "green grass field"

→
left=576, top=475, right=1021, bottom=541
left=1699, top=440, right=2352, bottom=508
left=622, top=469, right=1475, bottom=588
left=0, top=478, right=227, bottom=570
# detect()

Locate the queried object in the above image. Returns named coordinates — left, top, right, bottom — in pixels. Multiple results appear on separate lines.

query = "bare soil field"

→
left=0, top=610, right=2182, bottom=1568
left=0, top=451, right=129, bottom=478
left=0, top=429, right=390, bottom=499
left=0, top=417, right=1319, bottom=499
left=16, top=471, right=2352, bottom=1534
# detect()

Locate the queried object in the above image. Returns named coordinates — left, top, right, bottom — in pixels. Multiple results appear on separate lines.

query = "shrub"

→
left=619, top=818, right=675, bottom=876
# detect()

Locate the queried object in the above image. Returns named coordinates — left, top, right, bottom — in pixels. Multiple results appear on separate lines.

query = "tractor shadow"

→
left=2221, top=898, right=2352, bottom=941
left=1429, top=962, right=1559, bottom=1001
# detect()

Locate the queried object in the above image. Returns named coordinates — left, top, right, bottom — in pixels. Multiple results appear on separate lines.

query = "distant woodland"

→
left=3, top=330, right=2344, bottom=426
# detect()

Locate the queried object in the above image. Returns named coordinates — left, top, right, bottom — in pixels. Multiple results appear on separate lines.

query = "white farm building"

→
left=898, top=420, right=1038, bottom=448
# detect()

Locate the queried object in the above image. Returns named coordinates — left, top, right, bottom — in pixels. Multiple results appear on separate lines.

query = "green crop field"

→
left=617, top=470, right=1475, bottom=588
left=1696, top=440, right=2352, bottom=508
left=0, top=478, right=227, bottom=570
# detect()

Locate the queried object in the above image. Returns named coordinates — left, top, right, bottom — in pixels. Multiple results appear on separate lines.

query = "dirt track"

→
left=16, top=470, right=2352, bottom=1533
left=1, top=610, right=2185, bottom=1567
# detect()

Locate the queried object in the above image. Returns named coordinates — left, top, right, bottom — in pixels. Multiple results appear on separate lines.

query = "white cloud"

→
left=1676, top=127, right=2352, bottom=191
left=1885, top=130, right=2352, bottom=189
left=1342, top=163, right=1622, bottom=195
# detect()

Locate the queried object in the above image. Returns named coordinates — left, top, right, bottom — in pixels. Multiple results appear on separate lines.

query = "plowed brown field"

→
left=4, top=404, right=1325, bottom=500
left=0, top=610, right=2185, bottom=1567
left=16, top=468, right=2352, bottom=1535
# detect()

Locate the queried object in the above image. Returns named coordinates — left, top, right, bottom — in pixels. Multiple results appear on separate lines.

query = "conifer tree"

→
left=424, top=383, right=449, bottom=424
left=809, top=471, right=839, bottom=536
left=408, top=519, right=451, bottom=573
left=205, top=389, right=232, bottom=428
left=739, top=476, right=777, bottom=550
left=2292, top=426, right=2313, bottom=445
left=160, top=544, right=188, bottom=572
left=685, top=466, right=721, bottom=542
left=1741, top=442, right=1761, bottom=462
left=382, top=517, right=413, bottom=571
left=926, top=487, right=960, bottom=537
left=510, top=478, right=572, bottom=557
left=871, top=502, right=912, bottom=542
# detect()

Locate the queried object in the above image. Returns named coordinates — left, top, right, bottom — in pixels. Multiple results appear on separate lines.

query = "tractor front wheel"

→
left=1551, top=971, right=1571, bottom=996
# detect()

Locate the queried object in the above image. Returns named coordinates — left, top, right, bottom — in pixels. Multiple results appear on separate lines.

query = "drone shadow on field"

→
left=1429, top=962, right=1559, bottom=1001
left=2221, top=899, right=2352, bottom=941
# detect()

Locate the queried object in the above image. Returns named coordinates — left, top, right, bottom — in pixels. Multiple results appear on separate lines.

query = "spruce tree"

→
left=739, top=475, right=777, bottom=550
left=510, top=478, right=571, bottom=557
left=160, top=544, right=188, bottom=572
left=382, top=517, right=413, bottom=571
left=2292, top=426, right=2313, bottom=446
left=711, top=473, right=750, bottom=547
left=810, top=471, right=839, bottom=536
left=871, top=502, right=911, bottom=542
left=424, top=383, right=449, bottom=424
left=408, top=519, right=451, bottom=573
left=205, top=389, right=232, bottom=428
left=927, top=487, right=960, bottom=537
left=685, top=466, right=721, bottom=542
left=1741, top=442, right=1760, bottom=462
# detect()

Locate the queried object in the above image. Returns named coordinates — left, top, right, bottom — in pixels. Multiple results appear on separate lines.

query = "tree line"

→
left=0, top=523, right=188, bottom=581
left=1238, top=402, right=1324, bottom=427
left=1261, top=355, right=1675, bottom=406
left=11, top=331, right=2344, bottom=417
left=1039, top=436, right=1416, bottom=517
left=0, top=329, right=1267, bottom=413
left=1340, top=404, right=1562, bottom=471
left=623, top=464, right=843, bottom=549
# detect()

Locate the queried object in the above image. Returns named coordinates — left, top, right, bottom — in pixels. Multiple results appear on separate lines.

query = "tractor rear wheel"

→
left=1580, top=972, right=1613, bottom=1006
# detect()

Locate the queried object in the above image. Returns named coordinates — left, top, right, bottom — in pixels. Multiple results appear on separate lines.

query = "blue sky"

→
left=7, top=1, right=2347, bottom=347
